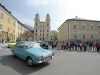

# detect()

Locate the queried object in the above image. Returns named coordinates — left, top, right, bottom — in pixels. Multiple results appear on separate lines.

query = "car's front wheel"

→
left=26, top=57, right=33, bottom=67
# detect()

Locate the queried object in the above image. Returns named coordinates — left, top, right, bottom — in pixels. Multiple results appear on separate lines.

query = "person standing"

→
left=2, top=39, right=3, bottom=44
left=80, top=42, right=83, bottom=51
left=93, top=41, right=96, bottom=52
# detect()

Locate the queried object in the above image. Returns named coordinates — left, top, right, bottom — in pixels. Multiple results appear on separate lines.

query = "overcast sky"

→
left=1, top=0, right=100, bottom=31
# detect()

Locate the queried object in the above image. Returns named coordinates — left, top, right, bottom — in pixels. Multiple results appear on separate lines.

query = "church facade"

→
left=34, top=13, right=51, bottom=41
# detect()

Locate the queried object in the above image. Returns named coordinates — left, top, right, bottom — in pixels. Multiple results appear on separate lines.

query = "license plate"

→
left=45, top=57, right=51, bottom=62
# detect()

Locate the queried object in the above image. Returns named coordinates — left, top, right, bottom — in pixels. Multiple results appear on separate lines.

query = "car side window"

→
left=19, top=43, right=25, bottom=49
left=15, top=42, right=20, bottom=47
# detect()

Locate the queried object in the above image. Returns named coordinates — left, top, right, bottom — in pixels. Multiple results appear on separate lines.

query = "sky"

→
left=0, top=0, right=100, bottom=31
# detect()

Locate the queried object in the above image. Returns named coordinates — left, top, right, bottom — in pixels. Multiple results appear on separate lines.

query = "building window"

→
left=13, top=30, right=15, bottom=33
left=36, top=23, right=37, bottom=25
left=20, top=27, right=22, bottom=30
left=74, top=35, right=77, bottom=39
left=82, top=24, right=86, bottom=30
left=83, top=35, right=86, bottom=39
left=14, top=21, right=16, bottom=26
left=7, top=27, right=10, bottom=32
left=0, top=34, right=2, bottom=38
left=98, top=24, right=100, bottom=30
left=90, top=24, right=94, bottom=30
left=47, top=30, right=49, bottom=32
left=36, top=34, right=37, bottom=36
left=8, top=17, right=10, bottom=23
left=99, top=35, right=100, bottom=39
left=0, top=12, right=4, bottom=19
left=36, top=30, right=37, bottom=32
left=13, top=35, right=15, bottom=40
left=40, top=34, right=41, bottom=36
left=40, top=38, right=41, bottom=40
left=91, top=35, right=94, bottom=39
left=65, top=36, right=66, bottom=39
left=40, top=30, right=41, bottom=32
left=43, top=34, right=44, bottom=36
left=47, top=24, right=49, bottom=26
left=0, top=23, right=3, bottom=29
left=47, top=34, right=48, bottom=36
left=43, top=30, right=44, bottom=32
left=73, top=24, right=77, bottom=30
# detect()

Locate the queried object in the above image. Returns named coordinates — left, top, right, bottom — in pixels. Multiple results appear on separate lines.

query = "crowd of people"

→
left=49, top=40, right=100, bottom=52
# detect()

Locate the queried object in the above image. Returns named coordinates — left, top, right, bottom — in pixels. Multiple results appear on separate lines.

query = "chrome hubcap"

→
left=28, top=59, right=32, bottom=65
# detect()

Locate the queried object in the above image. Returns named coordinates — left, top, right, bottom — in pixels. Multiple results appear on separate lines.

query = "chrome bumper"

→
left=36, top=56, right=54, bottom=63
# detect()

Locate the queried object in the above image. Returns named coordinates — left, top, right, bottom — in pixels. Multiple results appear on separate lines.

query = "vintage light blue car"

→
left=10, top=41, right=54, bottom=67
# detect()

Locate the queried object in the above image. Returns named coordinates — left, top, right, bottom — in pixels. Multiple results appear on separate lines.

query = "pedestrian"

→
left=66, top=42, right=69, bottom=50
left=96, top=41, right=99, bottom=52
left=64, top=42, right=66, bottom=50
left=2, top=39, right=3, bottom=44
left=92, top=41, right=96, bottom=52
left=84, top=42, right=87, bottom=52
left=80, top=42, right=83, bottom=51
left=74, top=41, right=77, bottom=51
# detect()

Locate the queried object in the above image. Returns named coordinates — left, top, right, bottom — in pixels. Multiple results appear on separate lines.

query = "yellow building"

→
left=0, top=3, right=30, bottom=42
left=57, top=16, right=100, bottom=41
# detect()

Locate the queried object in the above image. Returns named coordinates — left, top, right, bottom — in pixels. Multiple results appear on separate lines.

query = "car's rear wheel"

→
left=26, top=57, right=33, bottom=67
left=12, top=51, right=16, bottom=57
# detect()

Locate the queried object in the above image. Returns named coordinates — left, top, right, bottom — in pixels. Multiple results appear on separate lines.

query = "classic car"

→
left=10, top=41, right=54, bottom=67
left=8, top=40, right=16, bottom=48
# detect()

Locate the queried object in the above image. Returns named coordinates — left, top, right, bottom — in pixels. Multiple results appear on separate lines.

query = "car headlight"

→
left=38, top=56, right=43, bottom=60
left=52, top=53, right=54, bottom=56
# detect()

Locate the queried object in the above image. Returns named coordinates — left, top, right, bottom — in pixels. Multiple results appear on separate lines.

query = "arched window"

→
left=36, top=23, right=37, bottom=25
left=47, top=24, right=49, bottom=26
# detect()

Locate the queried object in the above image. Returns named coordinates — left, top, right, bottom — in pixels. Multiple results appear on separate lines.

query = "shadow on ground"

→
left=0, top=55, right=50, bottom=75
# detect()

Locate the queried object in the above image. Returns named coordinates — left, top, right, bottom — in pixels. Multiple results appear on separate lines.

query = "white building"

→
left=34, top=13, right=51, bottom=41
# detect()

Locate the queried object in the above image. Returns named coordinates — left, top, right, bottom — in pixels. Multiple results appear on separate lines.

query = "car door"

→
left=14, top=42, right=21, bottom=56
left=16, top=42, right=27, bottom=60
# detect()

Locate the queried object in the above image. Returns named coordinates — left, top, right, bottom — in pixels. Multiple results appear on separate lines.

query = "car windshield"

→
left=25, top=42, right=41, bottom=49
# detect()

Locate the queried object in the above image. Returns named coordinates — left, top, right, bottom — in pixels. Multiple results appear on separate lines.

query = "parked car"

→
left=40, top=41, right=49, bottom=49
left=8, top=40, right=16, bottom=48
left=10, top=41, right=54, bottom=67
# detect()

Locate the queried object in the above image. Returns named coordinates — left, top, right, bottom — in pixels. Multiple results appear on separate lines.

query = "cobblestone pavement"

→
left=0, top=44, right=100, bottom=75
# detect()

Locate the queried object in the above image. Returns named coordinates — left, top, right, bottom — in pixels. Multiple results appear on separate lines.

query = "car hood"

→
left=27, top=48, right=52, bottom=56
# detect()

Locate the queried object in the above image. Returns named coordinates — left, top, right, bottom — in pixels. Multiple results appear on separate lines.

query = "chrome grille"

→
left=43, top=53, right=52, bottom=58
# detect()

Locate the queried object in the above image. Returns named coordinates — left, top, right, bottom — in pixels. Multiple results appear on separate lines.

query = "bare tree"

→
left=19, top=31, right=34, bottom=40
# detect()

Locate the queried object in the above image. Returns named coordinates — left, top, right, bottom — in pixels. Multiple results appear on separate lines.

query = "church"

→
left=34, top=13, right=51, bottom=41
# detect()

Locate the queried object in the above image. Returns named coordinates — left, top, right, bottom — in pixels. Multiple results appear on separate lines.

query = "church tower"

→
left=34, top=13, right=40, bottom=40
left=34, top=13, right=51, bottom=41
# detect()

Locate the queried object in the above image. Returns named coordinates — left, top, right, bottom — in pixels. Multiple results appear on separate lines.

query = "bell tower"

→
left=34, top=13, right=40, bottom=40
left=45, top=14, right=50, bottom=27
